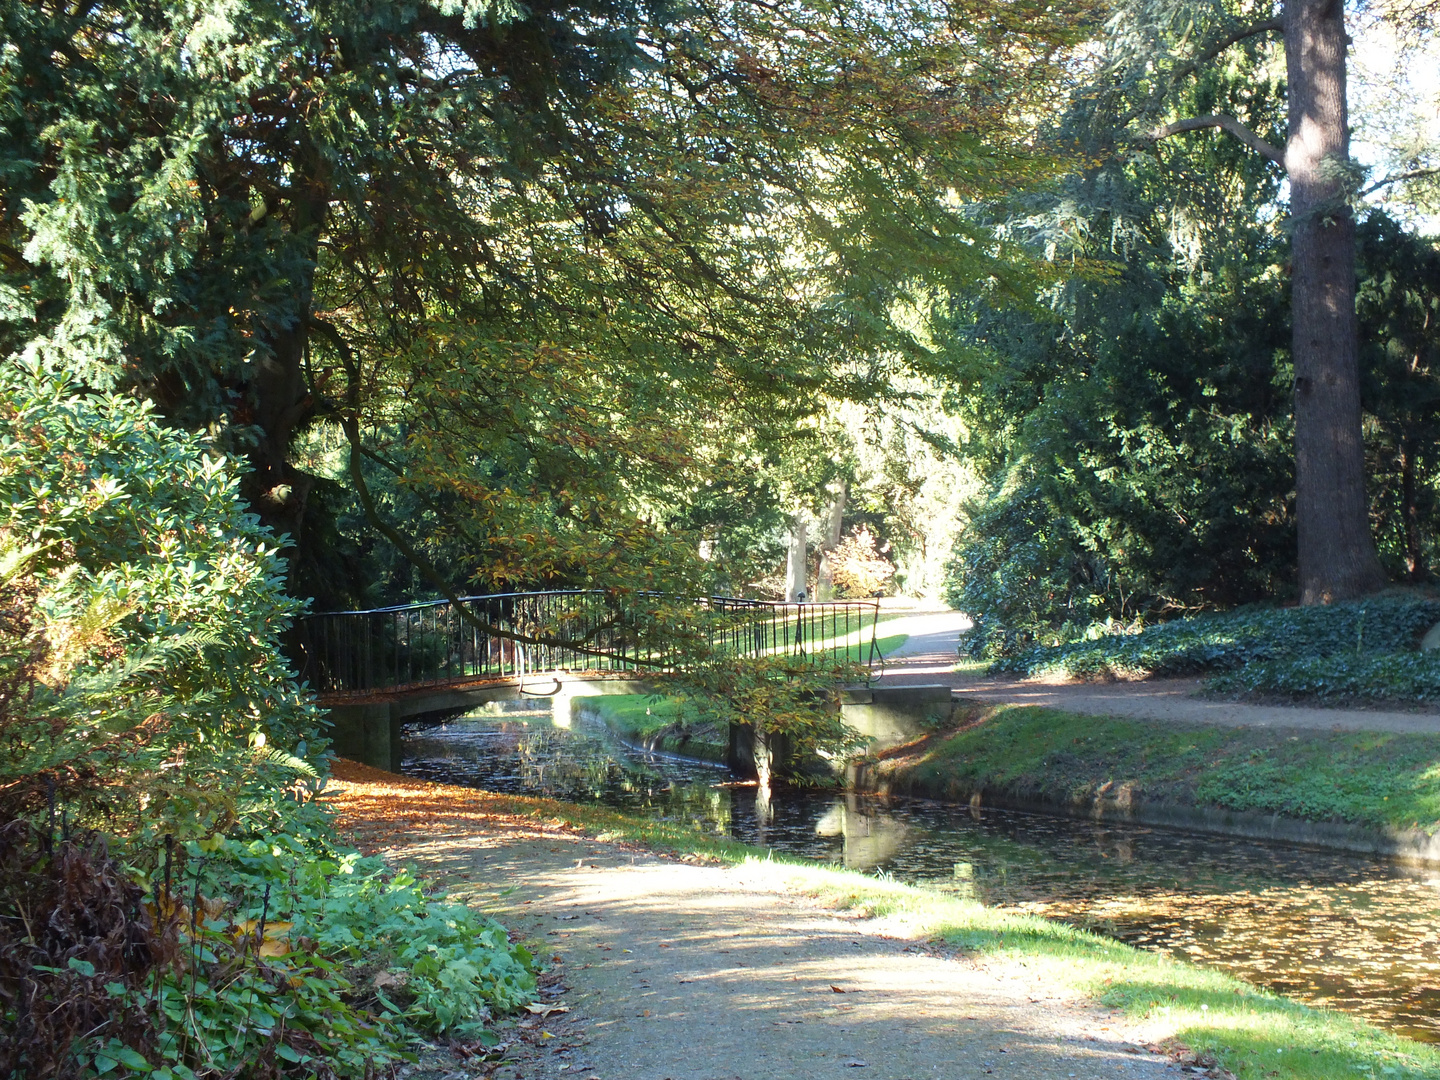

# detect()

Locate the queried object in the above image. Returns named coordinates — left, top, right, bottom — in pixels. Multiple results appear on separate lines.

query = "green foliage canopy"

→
left=2, top=0, right=1088, bottom=608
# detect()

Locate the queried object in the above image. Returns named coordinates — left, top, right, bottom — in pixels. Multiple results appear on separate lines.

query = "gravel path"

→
left=871, top=610, right=1440, bottom=734
left=329, top=763, right=1199, bottom=1080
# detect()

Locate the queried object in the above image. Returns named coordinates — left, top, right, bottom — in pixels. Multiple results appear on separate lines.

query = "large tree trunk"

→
left=784, top=512, right=808, bottom=601
left=1401, top=441, right=1425, bottom=580
left=240, top=319, right=316, bottom=551
left=815, top=482, right=846, bottom=601
left=1284, top=0, right=1387, bottom=603
left=236, top=172, right=331, bottom=586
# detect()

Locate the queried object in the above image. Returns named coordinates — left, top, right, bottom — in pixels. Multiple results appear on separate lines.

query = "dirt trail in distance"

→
left=873, top=609, right=1440, bottom=734
left=328, top=761, right=1191, bottom=1080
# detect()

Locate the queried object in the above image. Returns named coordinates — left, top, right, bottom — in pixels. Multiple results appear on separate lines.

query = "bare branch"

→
left=1361, top=167, right=1440, bottom=198
left=1149, top=114, right=1286, bottom=167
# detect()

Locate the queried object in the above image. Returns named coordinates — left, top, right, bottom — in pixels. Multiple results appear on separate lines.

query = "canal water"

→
left=402, top=704, right=1440, bottom=1043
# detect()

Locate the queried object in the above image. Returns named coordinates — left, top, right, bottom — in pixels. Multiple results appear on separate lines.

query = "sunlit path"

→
left=329, top=761, right=1185, bottom=1080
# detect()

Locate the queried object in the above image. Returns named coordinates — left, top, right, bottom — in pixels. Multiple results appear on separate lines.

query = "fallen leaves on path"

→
left=322, top=758, right=592, bottom=855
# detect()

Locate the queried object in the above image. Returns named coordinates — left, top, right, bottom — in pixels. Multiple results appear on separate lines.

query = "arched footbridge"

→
left=296, top=590, right=956, bottom=771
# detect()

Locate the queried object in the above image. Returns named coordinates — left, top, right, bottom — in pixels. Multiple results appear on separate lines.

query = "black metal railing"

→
left=294, top=590, right=881, bottom=696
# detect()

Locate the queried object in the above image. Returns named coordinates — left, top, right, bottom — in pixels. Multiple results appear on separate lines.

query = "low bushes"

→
left=0, top=367, right=535, bottom=1076
left=1209, top=649, right=1440, bottom=702
left=2, top=822, right=536, bottom=1080
left=189, top=833, right=536, bottom=1038
left=984, top=598, right=1440, bottom=703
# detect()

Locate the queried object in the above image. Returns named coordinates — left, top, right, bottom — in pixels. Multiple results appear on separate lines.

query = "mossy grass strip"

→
left=760, top=861, right=1440, bottom=1080
left=879, top=705, right=1440, bottom=831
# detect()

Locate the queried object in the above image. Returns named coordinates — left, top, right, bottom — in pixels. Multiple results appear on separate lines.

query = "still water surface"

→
left=403, top=705, right=1440, bottom=1042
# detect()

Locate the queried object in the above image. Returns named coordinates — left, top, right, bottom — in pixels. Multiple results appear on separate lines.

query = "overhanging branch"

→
left=1150, top=114, right=1285, bottom=167
left=1119, top=18, right=1284, bottom=128
left=313, top=316, right=666, bottom=665
left=1165, top=18, right=1282, bottom=90
left=1361, top=167, right=1440, bottom=198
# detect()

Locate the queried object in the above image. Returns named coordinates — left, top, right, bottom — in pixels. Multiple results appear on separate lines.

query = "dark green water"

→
left=403, top=704, right=1440, bottom=1043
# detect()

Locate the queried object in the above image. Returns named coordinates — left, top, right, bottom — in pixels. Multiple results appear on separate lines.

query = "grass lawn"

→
left=841, top=631, right=907, bottom=663
left=870, top=704, right=1440, bottom=831
left=758, top=620, right=909, bottom=660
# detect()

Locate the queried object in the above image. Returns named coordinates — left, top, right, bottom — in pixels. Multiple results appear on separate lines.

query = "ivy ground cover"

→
left=987, top=598, right=1440, bottom=704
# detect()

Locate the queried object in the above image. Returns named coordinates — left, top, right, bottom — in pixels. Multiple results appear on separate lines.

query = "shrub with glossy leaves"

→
left=0, top=364, right=323, bottom=833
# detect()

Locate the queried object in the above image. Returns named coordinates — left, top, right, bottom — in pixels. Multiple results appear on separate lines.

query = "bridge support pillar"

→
left=840, top=684, right=954, bottom=756
left=325, top=702, right=403, bottom=773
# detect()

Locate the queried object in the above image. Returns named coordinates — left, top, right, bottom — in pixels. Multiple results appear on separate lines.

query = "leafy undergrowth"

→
left=0, top=817, right=538, bottom=1080
left=1210, top=650, right=1440, bottom=703
left=868, top=705, right=1440, bottom=830
left=188, top=833, right=535, bottom=1033
left=125, top=832, right=533, bottom=1078
left=327, top=760, right=1440, bottom=1080
left=988, top=599, right=1440, bottom=704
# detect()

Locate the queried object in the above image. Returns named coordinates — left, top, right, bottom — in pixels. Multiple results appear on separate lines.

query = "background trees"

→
left=941, top=4, right=1440, bottom=647
left=5, top=0, right=1438, bottom=641
left=1102, top=0, right=1440, bottom=602
left=3, top=0, right=1085, bottom=612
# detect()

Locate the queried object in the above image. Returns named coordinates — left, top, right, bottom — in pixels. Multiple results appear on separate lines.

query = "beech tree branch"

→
left=1149, top=114, right=1286, bottom=167
left=313, top=316, right=666, bottom=665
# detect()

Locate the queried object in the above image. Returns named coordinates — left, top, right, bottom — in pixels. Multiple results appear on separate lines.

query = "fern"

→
left=254, top=747, right=319, bottom=777
left=61, top=629, right=225, bottom=698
